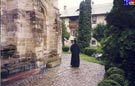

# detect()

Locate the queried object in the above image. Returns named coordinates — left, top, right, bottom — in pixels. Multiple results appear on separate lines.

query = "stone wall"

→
left=0, top=0, right=62, bottom=70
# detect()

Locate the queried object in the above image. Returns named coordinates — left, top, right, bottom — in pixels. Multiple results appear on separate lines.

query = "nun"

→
left=70, top=40, right=80, bottom=67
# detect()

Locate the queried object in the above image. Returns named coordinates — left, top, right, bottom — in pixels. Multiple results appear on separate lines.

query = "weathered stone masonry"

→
left=0, top=0, right=62, bottom=78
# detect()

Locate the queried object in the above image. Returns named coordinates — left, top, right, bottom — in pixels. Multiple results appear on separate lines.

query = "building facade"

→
left=60, top=3, right=113, bottom=46
left=0, top=0, right=62, bottom=78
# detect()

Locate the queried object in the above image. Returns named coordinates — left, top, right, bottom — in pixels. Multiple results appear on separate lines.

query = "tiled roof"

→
left=60, top=3, right=113, bottom=18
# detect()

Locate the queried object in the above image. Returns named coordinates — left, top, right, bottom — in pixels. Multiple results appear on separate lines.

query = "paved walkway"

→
left=2, top=54, right=105, bottom=86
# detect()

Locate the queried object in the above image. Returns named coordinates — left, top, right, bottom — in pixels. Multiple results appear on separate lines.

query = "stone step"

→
left=1, top=68, right=40, bottom=84
left=46, top=58, right=61, bottom=68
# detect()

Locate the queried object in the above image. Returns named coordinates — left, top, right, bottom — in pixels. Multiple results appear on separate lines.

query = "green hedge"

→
left=98, top=79, right=121, bottom=86
left=106, top=67, right=125, bottom=77
left=98, top=67, right=129, bottom=86
left=95, top=47, right=103, bottom=53
left=83, top=47, right=96, bottom=56
left=62, top=46, right=69, bottom=52
left=124, top=80, right=129, bottom=86
left=83, top=47, right=103, bottom=56
left=107, top=74, right=125, bottom=86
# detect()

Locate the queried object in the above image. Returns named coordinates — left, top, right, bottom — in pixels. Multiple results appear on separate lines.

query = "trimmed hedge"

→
left=106, top=67, right=125, bottom=77
left=98, top=67, right=129, bottom=86
left=107, top=74, right=125, bottom=86
left=98, top=79, right=121, bottom=86
left=95, top=47, right=103, bottom=53
left=62, top=46, right=69, bottom=52
left=83, top=47, right=96, bottom=56
left=83, top=47, right=103, bottom=56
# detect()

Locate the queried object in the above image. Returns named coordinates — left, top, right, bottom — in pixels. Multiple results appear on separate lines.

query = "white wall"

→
left=64, top=18, right=70, bottom=33
left=92, top=14, right=106, bottom=28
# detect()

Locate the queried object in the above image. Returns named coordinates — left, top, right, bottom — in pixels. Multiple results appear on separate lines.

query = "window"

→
left=70, top=29, right=76, bottom=36
left=92, top=16, right=97, bottom=24
left=91, top=40, right=96, bottom=45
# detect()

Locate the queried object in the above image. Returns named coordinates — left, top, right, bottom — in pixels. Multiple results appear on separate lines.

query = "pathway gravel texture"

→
left=3, top=54, right=105, bottom=86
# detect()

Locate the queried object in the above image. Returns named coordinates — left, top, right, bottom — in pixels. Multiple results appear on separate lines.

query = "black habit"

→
left=70, top=42, right=80, bottom=67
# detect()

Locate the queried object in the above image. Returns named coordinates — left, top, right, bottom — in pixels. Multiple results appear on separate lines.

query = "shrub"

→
left=83, top=47, right=103, bottom=57
left=95, top=47, right=103, bottom=53
left=62, top=46, right=69, bottom=52
left=106, top=67, right=125, bottom=77
left=107, top=74, right=125, bottom=86
left=83, top=47, right=96, bottom=56
left=98, top=79, right=121, bottom=86
left=124, top=80, right=129, bottom=86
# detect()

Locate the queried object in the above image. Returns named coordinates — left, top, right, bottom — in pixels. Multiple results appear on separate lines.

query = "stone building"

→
left=0, top=0, right=62, bottom=78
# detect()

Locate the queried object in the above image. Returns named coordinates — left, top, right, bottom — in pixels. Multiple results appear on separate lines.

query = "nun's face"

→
left=71, top=40, right=74, bottom=44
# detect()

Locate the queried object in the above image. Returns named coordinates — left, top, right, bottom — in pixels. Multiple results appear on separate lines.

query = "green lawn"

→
left=63, top=52, right=104, bottom=65
left=80, top=53, right=103, bottom=65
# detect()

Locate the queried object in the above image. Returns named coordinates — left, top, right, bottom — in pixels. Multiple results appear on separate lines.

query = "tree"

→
left=93, top=23, right=107, bottom=42
left=77, top=0, right=92, bottom=51
left=62, top=20, right=70, bottom=46
left=102, top=0, right=135, bottom=86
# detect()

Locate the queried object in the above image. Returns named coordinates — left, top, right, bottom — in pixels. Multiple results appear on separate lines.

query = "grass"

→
left=62, top=52, right=104, bottom=65
left=80, top=53, right=104, bottom=65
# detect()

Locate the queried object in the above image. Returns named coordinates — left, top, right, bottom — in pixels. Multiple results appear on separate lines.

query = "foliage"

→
left=91, top=46, right=103, bottom=53
left=83, top=47, right=103, bottom=56
left=62, top=20, right=70, bottom=46
left=106, top=67, right=125, bottom=77
left=98, top=79, right=121, bottom=86
left=62, top=46, right=69, bottom=52
left=124, top=80, right=129, bottom=86
left=101, top=0, right=135, bottom=85
left=107, top=74, right=125, bottom=86
left=83, top=47, right=96, bottom=56
left=77, top=0, right=92, bottom=51
left=93, top=23, right=107, bottom=42
left=95, top=47, right=103, bottom=53
left=98, top=67, right=129, bottom=86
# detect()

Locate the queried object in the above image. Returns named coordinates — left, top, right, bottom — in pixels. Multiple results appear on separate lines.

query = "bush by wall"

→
left=83, top=47, right=103, bottom=56
left=98, top=79, right=121, bottom=86
left=62, top=46, right=69, bottom=52
left=107, top=74, right=125, bottom=86
left=95, top=47, right=103, bottom=53
left=106, top=67, right=125, bottom=77
left=83, top=47, right=96, bottom=56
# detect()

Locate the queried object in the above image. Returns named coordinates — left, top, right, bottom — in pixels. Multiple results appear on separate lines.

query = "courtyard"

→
left=2, top=54, right=105, bottom=86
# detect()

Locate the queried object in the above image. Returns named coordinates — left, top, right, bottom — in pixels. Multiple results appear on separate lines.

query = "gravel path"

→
left=3, top=54, right=105, bottom=86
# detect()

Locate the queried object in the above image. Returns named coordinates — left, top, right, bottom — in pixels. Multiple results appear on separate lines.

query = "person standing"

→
left=70, top=40, right=80, bottom=67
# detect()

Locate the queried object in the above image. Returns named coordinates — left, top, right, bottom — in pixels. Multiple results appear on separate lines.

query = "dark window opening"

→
left=92, top=16, right=97, bottom=24
left=92, top=40, right=96, bottom=45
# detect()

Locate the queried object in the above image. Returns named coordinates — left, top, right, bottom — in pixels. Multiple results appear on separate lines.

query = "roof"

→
left=60, top=7, right=79, bottom=18
left=60, top=3, right=113, bottom=18
left=92, top=3, right=113, bottom=15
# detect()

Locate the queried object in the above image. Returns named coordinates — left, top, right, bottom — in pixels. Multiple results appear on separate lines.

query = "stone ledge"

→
left=47, top=57, right=60, bottom=63
left=46, top=58, right=61, bottom=68
left=1, top=68, right=40, bottom=83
